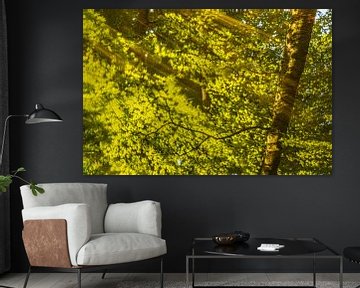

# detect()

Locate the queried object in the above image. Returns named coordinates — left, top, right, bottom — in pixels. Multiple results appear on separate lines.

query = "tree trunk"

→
left=261, top=9, right=316, bottom=175
left=136, top=9, right=150, bottom=35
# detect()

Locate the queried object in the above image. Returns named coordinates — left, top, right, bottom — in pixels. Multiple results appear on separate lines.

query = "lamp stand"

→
left=0, top=114, right=27, bottom=169
left=0, top=105, right=62, bottom=288
left=0, top=115, right=26, bottom=288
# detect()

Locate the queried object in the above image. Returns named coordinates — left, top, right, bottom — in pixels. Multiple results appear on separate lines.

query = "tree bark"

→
left=261, top=9, right=316, bottom=175
left=136, top=9, right=150, bottom=35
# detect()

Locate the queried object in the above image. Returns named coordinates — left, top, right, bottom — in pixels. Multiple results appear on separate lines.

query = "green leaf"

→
left=15, top=167, right=26, bottom=173
left=0, top=175, right=13, bottom=192
left=35, top=186, right=45, bottom=194
left=30, top=182, right=44, bottom=196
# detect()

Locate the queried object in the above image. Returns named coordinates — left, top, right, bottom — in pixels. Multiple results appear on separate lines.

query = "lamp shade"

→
left=25, top=104, right=63, bottom=124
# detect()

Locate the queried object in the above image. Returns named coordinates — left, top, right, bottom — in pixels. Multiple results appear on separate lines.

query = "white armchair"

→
left=20, top=183, right=166, bottom=288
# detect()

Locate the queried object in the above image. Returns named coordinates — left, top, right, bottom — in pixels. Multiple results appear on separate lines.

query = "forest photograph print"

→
left=83, top=9, right=332, bottom=175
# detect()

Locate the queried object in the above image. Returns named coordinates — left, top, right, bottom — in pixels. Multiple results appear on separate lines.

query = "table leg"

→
left=313, top=254, right=316, bottom=287
left=192, top=257, right=195, bottom=288
left=339, top=256, right=343, bottom=288
left=186, top=257, right=189, bottom=288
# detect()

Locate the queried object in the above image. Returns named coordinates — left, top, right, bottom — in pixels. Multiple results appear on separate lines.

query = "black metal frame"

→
left=22, top=256, right=164, bottom=288
left=186, top=238, right=343, bottom=288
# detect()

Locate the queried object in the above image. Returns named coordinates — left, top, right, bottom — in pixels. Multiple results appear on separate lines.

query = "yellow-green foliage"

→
left=83, top=9, right=332, bottom=175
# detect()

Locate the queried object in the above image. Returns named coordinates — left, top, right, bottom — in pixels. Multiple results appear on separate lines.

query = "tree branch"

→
left=177, top=136, right=211, bottom=157
left=164, top=100, right=268, bottom=141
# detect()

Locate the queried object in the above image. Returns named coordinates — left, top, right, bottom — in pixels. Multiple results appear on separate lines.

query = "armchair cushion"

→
left=104, top=200, right=162, bottom=237
left=22, top=203, right=91, bottom=266
left=76, top=233, right=167, bottom=266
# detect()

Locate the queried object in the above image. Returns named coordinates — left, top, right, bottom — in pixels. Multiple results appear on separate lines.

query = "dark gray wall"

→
left=5, top=0, right=360, bottom=273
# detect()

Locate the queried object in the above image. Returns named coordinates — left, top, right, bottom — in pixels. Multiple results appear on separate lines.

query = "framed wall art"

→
left=83, top=9, right=332, bottom=175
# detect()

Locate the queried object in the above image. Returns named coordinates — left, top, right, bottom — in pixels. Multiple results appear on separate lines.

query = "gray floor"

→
left=0, top=273, right=360, bottom=288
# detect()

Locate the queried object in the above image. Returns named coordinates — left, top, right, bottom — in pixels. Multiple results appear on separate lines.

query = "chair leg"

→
left=101, top=270, right=107, bottom=279
left=77, top=268, right=81, bottom=288
left=23, top=266, right=31, bottom=288
left=160, top=257, right=164, bottom=288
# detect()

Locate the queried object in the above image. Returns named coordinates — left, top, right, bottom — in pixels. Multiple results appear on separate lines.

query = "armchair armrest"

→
left=22, top=203, right=91, bottom=266
left=104, top=200, right=162, bottom=237
left=23, top=219, right=71, bottom=268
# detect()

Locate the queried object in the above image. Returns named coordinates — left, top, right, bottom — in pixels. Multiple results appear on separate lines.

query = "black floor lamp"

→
left=0, top=103, right=62, bottom=288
